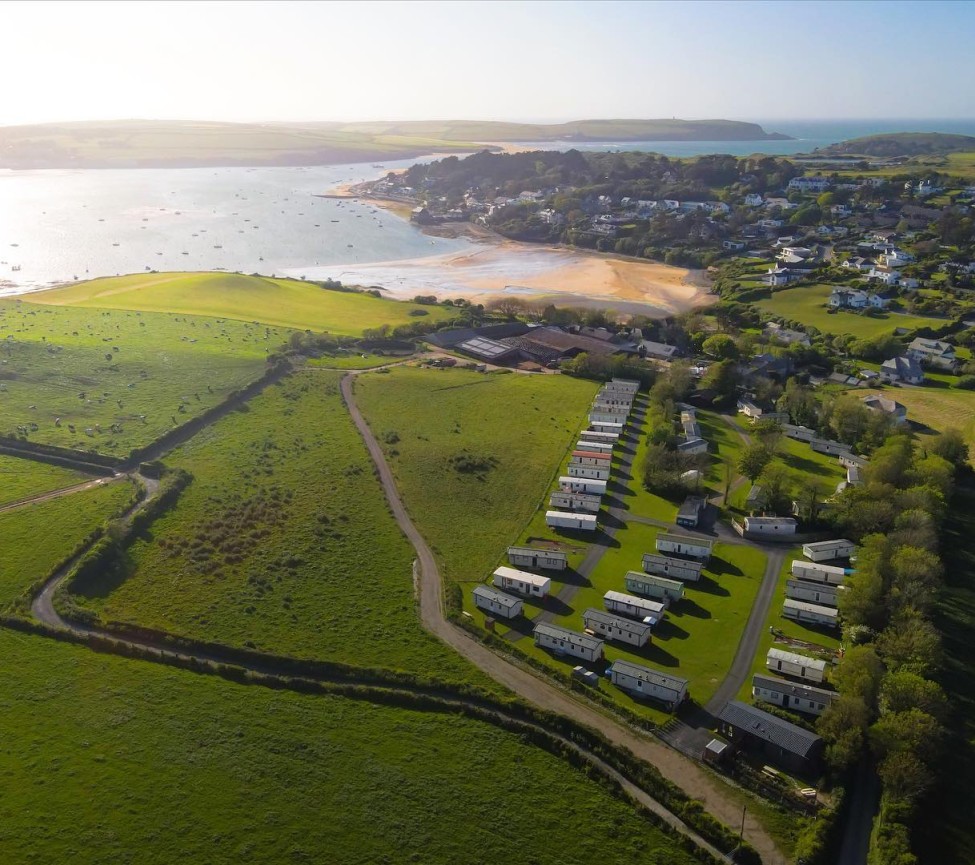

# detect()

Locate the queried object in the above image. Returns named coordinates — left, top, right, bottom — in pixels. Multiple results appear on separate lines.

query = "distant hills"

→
left=0, top=118, right=791, bottom=169
left=816, top=131, right=975, bottom=158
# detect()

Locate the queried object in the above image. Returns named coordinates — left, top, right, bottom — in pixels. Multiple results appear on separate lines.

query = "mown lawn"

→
left=0, top=454, right=89, bottom=506
left=0, top=628, right=703, bottom=865
left=32, top=272, right=454, bottom=334
left=68, top=369, right=485, bottom=687
left=0, top=478, right=136, bottom=608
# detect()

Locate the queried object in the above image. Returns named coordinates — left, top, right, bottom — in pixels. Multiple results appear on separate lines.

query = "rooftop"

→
left=533, top=622, right=604, bottom=650
left=610, top=659, right=688, bottom=691
left=718, top=700, right=822, bottom=758
left=472, top=585, right=521, bottom=608
left=753, top=674, right=836, bottom=704
left=583, top=608, right=653, bottom=636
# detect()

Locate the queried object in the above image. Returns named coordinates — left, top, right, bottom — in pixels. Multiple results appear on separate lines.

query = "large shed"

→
left=717, top=700, right=824, bottom=775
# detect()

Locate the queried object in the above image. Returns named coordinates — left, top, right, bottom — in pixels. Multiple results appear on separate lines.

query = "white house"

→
left=766, top=647, right=827, bottom=683
left=828, top=288, right=870, bottom=309
left=744, top=193, right=764, bottom=207
left=908, top=338, right=958, bottom=371
left=534, top=623, right=604, bottom=662
left=507, top=546, right=568, bottom=571
left=868, top=265, right=900, bottom=287
left=550, top=490, right=602, bottom=512
left=752, top=674, right=836, bottom=716
left=842, top=256, right=872, bottom=272
left=609, top=659, right=688, bottom=709
left=603, top=590, right=666, bottom=623
left=642, top=552, right=704, bottom=582
left=788, top=176, right=831, bottom=193
left=582, top=608, right=653, bottom=647
left=791, top=560, right=847, bottom=585
left=783, top=599, right=839, bottom=628
left=624, top=570, right=685, bottom=604
left=567, top=463, right=610, bottom=481
left=786, top=578, right=843, bottom=607
left=803, top=539, right=856, bottom=562
left=546, top=510, right=598, bottom=531
left=880, top=355, right=925, bottom=384
left=656, top=533, right=713, bottom=562
left=472, top=585, right=524, bottom=620
left=764, top=266, right=799, bottom=287
left=742, top=516, right=798, bottom=537
left=878, top=247, right=915, bottom=268
left=492, top=566, right=551, bottom=598
left=559, top=476, right=607, bottom=495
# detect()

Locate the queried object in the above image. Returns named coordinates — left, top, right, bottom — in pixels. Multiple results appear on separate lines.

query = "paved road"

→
left=837, top=760, right=879, bottom=865
left=0, top=476, right=120, bottom=515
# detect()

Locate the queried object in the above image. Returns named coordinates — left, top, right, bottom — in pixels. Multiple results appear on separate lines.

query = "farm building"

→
left=507, top=546, right=568, bottom=571
left=802, top=539, right=856, bottom=562
left=578, top=429, right=619, bottom=444
left=571, top=450, right=611, bottom=467
left=576, top=439, right=613, bottom=453
left=642, top=552, right=703, bottom=582
left=605, top=378, right=640, bottom=394
left=582, top=608, right=653, bottom=647
left=766, top=648, right=828, bottom=684
left=549, top=490, right=602, bottom=512
left=783, top=599, right=839, bottom=629
left=752, top=674, right=836, bottom=717
left=590, top=420, right=625, bottom=435
left=456, top=336, right=520, bottom=364
left=624, top=570, right=685, bottom=604
left=609, top=660, right=688, bottom=709
left=656, top=533, right=713, bottom=562
left=559, top=476, right=607, bottom=495
left=786, top=579, right=843, bottom=606
left=717, top=700, right=824, bottom=775
left=534, top=623, right=604, bottom=662
left=794, top=559, right=848, bottom=583
left=809, top=438, right=852, bottom=456
left=742, top=516, right=797, bottom=537
left=567, top=463, right=610, bottom=480
left=546, top=510, right=598, bottom=531
left=603, top=590, right=665, bottom=622
left=492, top=566, right=551, bottom=598
left=676, top=496, right=707, bottom=529
left=472, top=585, right=524, bottom=620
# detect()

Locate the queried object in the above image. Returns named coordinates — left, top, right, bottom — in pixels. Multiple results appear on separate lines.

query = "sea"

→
left=1, top=119, right=973, bottom=296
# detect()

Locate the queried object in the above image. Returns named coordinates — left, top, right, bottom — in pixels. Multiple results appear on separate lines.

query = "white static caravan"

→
left=752, top=674, right=836, bottom=717
left=507, top=546, right=568, bottom=572
left=766, top=648, right=827, bottom=684
left=559, top=476, right=607, bottom=495
left=605, top=378, right=640, bottom=395
left=609, top=660, right=688, bottom=709
left=802, top=539, right=856, bottom=562
left=642, top=552, right=703, bottom=583
left=492, top=566, right=551, bottom=598
left=783, top=423, right=817, bottom=443
left=783, top=598, right=839, bottom=629
left=549, top=490, right=602, bottom=512
left=582, top=608, right=653, bottom=648
left=534, top=623, right=604, bottom=662
left=810, top=438, right=852, bottom=456
left=546, top=510, right=598, bottom=532
left=603, top=590, right=666, bottom=623
left=624, top=570, right=685, bottom=604
left=742, top=516, right=797, bottom=537
left=656, top=532, right=714, bottom=562
left=576, top=439, right=613, bottom=454
left=571, top=450, right=612, bottom=467
left=590, top=410, right=628, bottom=426
left=589, top=420, right=625, bottom=436
left=578, top=429, right=620, bottom=445
left=594, top=393, right=634, bottom=409
left=791, top=560, right=847, bottom=585
left=567, top=463, right=610, bottom=481
left=786, top=579, right=843, bottom=606
left=472, top=585, right=524, bottom=620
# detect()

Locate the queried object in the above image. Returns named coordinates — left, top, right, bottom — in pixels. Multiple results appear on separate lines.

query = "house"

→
left=507, top=546, right=568, bottom=571
left=492, top=566, right=551, bottom=598
left=841, top=256, right=871, bottom=272
left=788, top=176, right=831, bottom=193
left=582, top=608, right=653, bottom=647
left=676, top=496, right=707, bottom=529
left=559, top=476, right=607, bottom=495
left=828, top=288, right=869, bottom=309
left=717, top=700, right=824, bottom=775
left=642, top=552, right=703, bottom=582
left=742, top=516, right=797, bottom=537
left=723, top=239, right=746, bottom=251
left=908, top=338, right=958, bottom=371
left=472, top=585, right=524, bottom=620
left=763, top=266, right=799, bottom=287
left=783, top=599, right=839, bottom=628
left=766, top=648, right=828, bottom=683
left=803, top=539, right=856, bottom=562
left=868, top=265, right=900, bottom=287
left=791, top=560, right=847, bottom=585
left=549, top=490, right=602, bottom=512
left=546, top=510, right=598, bottom=531
left=567, top=463, right=610, bottom=481
left=624, top=570, right=685, bottom=604
left=765, top=197, right=798, bottom=210
left=880, top=355, right=924, bottom=384
left=861, top=394, right=907, bottom=424
left=534, top=623, right=604, bottom=662
left=603, top=590, right=666, bottom=623
left=656, top=533, right=713, bottom=562
left=638, top=340, right=681, bottom=361
left=765, top=322, right=811, bottom=347
left=744, top=193, right=765, bottom=207
left=878, top=248, right=915, bottom=268
left=786, top=578, right=843, bottom=607
left=752, top=674, right=836, bottom=717
left=609, top=660, right=688, bottom=709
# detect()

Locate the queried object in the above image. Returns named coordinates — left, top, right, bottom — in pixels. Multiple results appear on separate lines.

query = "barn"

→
left=717, top=700, right=823, bottom=775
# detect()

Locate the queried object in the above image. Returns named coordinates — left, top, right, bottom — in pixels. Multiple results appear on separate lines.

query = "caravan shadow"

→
left=673, top=597, right=712, bottom=619
left=653, top=618, right=690, bottom=641
left=706, top=556, right=743, bottom=577
left=692, top=574, right=731, bottom=596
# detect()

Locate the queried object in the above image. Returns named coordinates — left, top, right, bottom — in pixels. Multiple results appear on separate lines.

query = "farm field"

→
left=0, top=629, right=704, bottom=865
left=352, top=366, right=599, bottom=590
left=67, top=369, right=485, bottom=687
left=32, top=272, right=454, bottom=334
left=0, top=477, right=136, bottom=609
left=755, top=284, right=948, bottom=338
left=0, top=454, right=89, bottom=506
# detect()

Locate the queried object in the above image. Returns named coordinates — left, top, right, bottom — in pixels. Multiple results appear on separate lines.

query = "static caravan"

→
left=839, top=453, right=869, bottom=469
left=802, top=539, right=856, bottom=562
left=605, top=378, right=640, bottom=394
left=472, top=585, right=523, bottom=620
left=590, top=410, right=629, bottom=426
left=766, top=648, right=827, bottom=684
left=534, top=623, right=604, bottom=662
left=609, top=660, right=688, bottom=709
left=492, top=566, right=551, bottom=598
left=783, top=598, right=839, bottom=629
left=783, top=424, right=816, bottom=443
left=571, top=450, right=612, bottom=467
left=624, top=570, right=685, bottom=604
left=786, top=579, right=842, bottom=606
left=656, top=532, right=713, bottom=562
left=642, top=552, right=703, bottom=583
left=507, top=546, right=568, bottom=572
left=752, top=674, right=836, bottom=717
left=578, top=430, right=619, bottom=445
left=589, top=420, right=625, bottom=435
left=810, top=438, right=852, bottom=456
left=603, top=590, right=666, bottom=623
left=582, top=608, right=652, bottom=647
left=595, top=392, right=634, bottom=409
left=676, top=496, right=706, bottom=529
left=576, top=439, right=613, bottom=454
left=549, top=490, right=602, bottom=512
left=791, top=560, right=847, bottom=585
left=742, top=516, right=797, bottom=537
left=677, top=437, right=708, bottom=455
left=559, top=476, right=607, bottom=495
left=567, top=463, right=611, bottom=480
left=546, top=510, right=598, bottom=532
left=592, top=398, right=630, bottom=414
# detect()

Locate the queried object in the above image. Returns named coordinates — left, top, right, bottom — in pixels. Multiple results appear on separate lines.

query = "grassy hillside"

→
left=0, top=455, right=89, bottom=506
left=817, top=131, right=975, bottom=157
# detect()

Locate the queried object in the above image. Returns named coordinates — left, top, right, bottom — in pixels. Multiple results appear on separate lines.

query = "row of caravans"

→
left=781, top=539, right=856, bottom=630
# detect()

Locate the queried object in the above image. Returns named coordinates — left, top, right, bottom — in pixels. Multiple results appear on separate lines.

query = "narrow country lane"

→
left=0, top=476, right=121, bottom=515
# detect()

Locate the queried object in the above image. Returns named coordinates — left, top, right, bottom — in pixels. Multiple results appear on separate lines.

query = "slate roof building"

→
left=717, top=700, right=824, bottom=774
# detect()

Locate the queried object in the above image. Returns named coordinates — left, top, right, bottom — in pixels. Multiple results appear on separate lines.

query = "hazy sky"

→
left=3, top=0, right=973, bottom=126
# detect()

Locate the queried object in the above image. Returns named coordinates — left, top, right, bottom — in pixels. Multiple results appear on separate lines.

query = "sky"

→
left=2, top=0, right=974, bottom=127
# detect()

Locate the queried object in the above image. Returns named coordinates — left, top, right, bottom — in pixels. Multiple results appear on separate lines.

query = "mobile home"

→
left=656, top=532, right=713, bottom=562
left=624, top=570, right=685, bottom=604
left=492, top=566, right=551, bottom=598
left=752, top=674, right=836, bottom=717
left=534, top=623, right=604, bottom=662
left=809, top=438, right=853, bottom=456
left=603, top=590, right=666, bottom=622
left=783, top=598, right=839, bottom=628
left=589, top=410, right=629, bottom=426
left=786, top=579, right=842, bottom=606
left=742, top=516, right=797, bottom=537
left=559, top=476, right=607, bottom=495
left=576, top=439, right=613, bottom=454
left=605, top=378, right=640, bottom=394
left=802, top=539, right=856, bottom=562
left=791, top=560, right=847, bottom=585
left=589, top=420, right=625, bottom=435
left=507, top=546, right=568, bottom=572
left=676, top=496, right=706, bottom=529
left=582, top=608, right=653, bottom=647
left=594, top=393, right=634, bottom=409
left=571, top=450, right=612, bottom=467
left=472, top=585, right=524, bottom=620
left=546, top=510, right=598, bottom=532
left=549, top=490, right=602, bottom=512
left=642, top=552, right=703, bottom=582
left=567, top=463, right=611, bottom=481
left=578, top=430, right=619, bottom=445
left=766, top=648, right=827, bottom=684
left=609, top=660, right=688, bottom=709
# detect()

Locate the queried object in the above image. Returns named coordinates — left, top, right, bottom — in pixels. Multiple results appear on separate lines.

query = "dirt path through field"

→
left=0, top=476, right=121, bottom=515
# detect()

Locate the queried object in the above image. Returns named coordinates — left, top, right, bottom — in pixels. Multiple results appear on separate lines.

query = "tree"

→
left=929, top=428, right=969, bottom=467
left=833, top=643, right=885, bottom=708
left=890, top=509, right=939, bottom=553
left=817, top=694, right=870, bottom=772
left=699, top=359, right=739, bottom=405
left=871, top=708, right=944, bottom=767
left=738, top=443, right=772, bottom=482
left=701, top=333, right=739, bottom=360
left=829, top=394, right=871, bottom=446
left=876, top=610, right=943, bottom=675
left=778, top=378, right=818, bottom=427
left=751, top=419, right=783, bottom=453
left=888, top=546, right=944, bottom=615
left=757, top=462, right=793, bottom=514
left=879, top=671, right=948, bottom=720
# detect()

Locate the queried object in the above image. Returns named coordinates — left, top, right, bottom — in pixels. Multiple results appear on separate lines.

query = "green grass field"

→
left=0, top=478, right=136, bottom=608
left=0, top=454, right=89, bottom=506
left=353, top=367, right=599, bottom=589
left=756, top=284, right=948, bottom=338
left=33, top=272, right=453, bottom=334
left=67, top=369, right=483, bottom=686
left=0, top=628, right=702, bottom=865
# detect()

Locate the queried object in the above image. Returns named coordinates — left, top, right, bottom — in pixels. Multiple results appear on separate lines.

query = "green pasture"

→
left=0, top=455, right=89, bottom=506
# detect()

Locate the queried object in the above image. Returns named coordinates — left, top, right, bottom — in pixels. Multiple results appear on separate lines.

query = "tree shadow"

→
left=673, top=597, right=713, bottom=619
left=653, top=618, right=690, bottom=641
left=706, top=556, right=743, bottom=578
